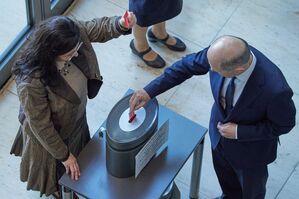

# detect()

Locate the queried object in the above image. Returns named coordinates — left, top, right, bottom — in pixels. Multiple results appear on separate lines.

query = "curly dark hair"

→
left=12, top=15, right=80, bottom=86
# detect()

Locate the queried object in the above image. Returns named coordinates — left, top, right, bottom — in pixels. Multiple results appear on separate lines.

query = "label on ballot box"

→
left=135, top=120, right=169, bottom=178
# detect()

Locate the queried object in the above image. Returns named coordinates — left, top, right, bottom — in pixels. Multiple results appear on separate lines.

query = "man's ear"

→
left=235, top=66, right=246, bottom=73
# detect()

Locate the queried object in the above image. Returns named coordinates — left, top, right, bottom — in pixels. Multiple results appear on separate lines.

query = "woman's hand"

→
left=62, top=153, right=80, bottom=180
left=119, top=11, right=136, bottom=29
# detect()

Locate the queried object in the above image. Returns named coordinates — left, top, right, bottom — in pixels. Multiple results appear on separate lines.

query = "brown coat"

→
left=10, top=16, right=130, bottom=196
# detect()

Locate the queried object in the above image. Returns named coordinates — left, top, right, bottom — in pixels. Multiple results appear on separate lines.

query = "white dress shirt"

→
left=220, top=52, right=256, bottom=139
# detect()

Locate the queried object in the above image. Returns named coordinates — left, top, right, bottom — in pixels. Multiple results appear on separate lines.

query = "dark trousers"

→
left=212, top=143, right=268, bottom=199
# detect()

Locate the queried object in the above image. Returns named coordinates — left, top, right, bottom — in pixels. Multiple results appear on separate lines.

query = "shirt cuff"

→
left=58, top=149, right=70, bottom=162
left=235, top=124, right=238, bottom=139
left=115, top=16, right=132, bottom=35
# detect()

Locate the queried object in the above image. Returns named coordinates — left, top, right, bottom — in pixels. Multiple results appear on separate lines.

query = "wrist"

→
left=59, top=150, right=70, bottom=162
left=115, top=16, right=132, bottom=35
left=118, top=18, right=129, bottom=31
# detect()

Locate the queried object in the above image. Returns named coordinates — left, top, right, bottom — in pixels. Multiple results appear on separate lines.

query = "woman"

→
left=129, top=0, right=186, bottom=68
left=10, top=13, right=136, bottom=198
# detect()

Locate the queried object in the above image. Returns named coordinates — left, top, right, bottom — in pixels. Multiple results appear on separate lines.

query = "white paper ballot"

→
left=135, top=120, right=169, bottom=178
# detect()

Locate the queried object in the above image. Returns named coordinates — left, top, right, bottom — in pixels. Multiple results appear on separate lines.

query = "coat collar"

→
left=215, top=75, right=226, bottom=116
left=48, top=45, right=90, bottom=104
left=210, top=71, right=226, bottom=116
left=48, top=73, right=81, bottom=104
left=71, top=43, right=91, bottom=78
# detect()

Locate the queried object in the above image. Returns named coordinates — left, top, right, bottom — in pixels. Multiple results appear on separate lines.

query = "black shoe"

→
left=130, top=39, right=166, bottom=68
left=147, top=28, right=186, bottom=52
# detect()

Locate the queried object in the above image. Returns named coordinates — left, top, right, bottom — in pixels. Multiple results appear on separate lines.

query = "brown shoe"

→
left=73, top=192, right=79, bottom=199
left=52, top=192, right=61, bottom=199
left=54, top=191, right=79, bottom=199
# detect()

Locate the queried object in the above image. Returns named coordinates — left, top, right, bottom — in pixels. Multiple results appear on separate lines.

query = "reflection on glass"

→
left=0, top=0, right=27, bottom=56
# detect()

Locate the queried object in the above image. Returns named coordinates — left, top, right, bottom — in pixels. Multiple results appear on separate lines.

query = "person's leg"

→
left=150, top=21, right=186, bottom=51
left=152, top=22, right=177, bottom=46
left=133, top=24, right=160, bottom=62
left=235, top=165, right=268, bottom=199
left=212, top=145, right=243, bottom=199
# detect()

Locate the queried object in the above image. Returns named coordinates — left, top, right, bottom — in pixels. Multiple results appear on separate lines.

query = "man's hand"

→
left=217, top=122, right=237, bottom=139
left=119, top=11, right=136, bottom=29
left=129, top=89, right=151, bottom=115
left=62, top=153, right=80, bottom=180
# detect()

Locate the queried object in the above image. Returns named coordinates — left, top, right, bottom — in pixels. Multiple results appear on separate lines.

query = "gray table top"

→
left=59, top=105, right=207, bottom=199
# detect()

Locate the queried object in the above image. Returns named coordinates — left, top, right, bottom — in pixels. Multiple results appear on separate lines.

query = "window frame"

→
left=0, top=0, right=75, bottom=89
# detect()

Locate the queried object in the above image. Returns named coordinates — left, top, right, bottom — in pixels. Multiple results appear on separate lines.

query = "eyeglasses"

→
left=59, top=41, right=83, bottom=61
left=74, top=42, right=83, bottom=53
left=67, top=42, right=83, bottom=61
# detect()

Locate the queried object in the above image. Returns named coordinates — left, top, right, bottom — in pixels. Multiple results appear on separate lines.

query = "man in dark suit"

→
left=129, top=35, right=296, bottom=199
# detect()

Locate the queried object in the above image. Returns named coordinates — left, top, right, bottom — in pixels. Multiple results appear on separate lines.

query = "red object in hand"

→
left=123, top=10, right=129, bottom=28
left=128, top=111, right=136, bottom=123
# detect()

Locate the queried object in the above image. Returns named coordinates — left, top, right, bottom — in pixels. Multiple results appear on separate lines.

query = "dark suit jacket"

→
left=144, top=46, right=296, bottom=168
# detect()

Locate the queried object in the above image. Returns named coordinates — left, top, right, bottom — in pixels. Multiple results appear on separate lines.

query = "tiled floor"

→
left=0, top=0, right=298, bottom=198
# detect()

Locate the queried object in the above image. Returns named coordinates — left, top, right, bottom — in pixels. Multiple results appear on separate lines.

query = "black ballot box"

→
left=59, top=90, right=207, bottom=199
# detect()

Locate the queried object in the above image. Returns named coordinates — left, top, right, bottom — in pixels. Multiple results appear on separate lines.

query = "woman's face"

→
left=56, top=42, right=83, bottom=62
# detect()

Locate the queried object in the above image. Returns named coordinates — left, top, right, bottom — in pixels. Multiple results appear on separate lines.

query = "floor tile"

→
left=276, top=163, right=299, bottom=199
left=167, top=0, right=243, bottom=47
left=0, top=90, right=50, bottom=199
left=216, top=0, right=299, bottom=93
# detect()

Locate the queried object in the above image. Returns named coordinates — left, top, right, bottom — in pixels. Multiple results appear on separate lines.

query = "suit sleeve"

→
left=18, top=79, right=69, bottom=161
left=144, top=48, right=211, bottom=98
left=78, top=16, right=131, bottom=43
left=237, top=88, right=296, bottom=141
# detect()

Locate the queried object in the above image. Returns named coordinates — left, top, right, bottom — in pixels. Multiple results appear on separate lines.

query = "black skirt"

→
left=129, top=0, right=183, bottom=27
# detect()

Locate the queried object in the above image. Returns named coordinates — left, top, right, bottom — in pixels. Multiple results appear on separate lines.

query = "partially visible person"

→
left=130, top=35, right=296, bottom=199
left=129, top=0, right=186, bottom=68
left=10, top=13, right=136, bottom=199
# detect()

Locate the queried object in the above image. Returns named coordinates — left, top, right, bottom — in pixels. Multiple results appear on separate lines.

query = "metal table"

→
left=59, top=104, right=207, bottom=199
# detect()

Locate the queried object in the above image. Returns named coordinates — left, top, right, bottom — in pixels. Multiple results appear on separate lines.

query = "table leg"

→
left=60, top=185, right=74, bottom=199
left=189, top=138, right=205, bottom=199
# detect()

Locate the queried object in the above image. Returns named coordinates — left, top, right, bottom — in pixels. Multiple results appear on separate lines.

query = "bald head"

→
left=207, top=36, right=251, bottom=72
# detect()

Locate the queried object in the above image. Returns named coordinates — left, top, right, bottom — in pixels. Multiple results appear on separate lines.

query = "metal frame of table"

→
left=59, top=104, right=207, bottom=199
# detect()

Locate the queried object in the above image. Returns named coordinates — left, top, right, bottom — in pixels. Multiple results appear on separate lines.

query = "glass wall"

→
left=50, top=0, right=74, bottom=16
left=0, top=1, right=28, bottom=57
left=0, top=0, right=74, bottom=88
